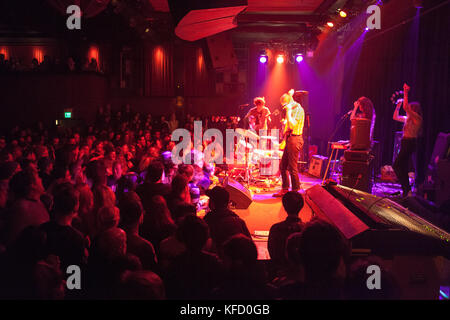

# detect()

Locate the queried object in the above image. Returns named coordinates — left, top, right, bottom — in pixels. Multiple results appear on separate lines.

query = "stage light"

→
left=276, top=55, right=284, bottom=64
left=327, top=21, right=334, bottom=27
left=295, top=54, right=303, bottom=63
left=339, top=10, right=347, bottom=18
left=259, top=55, right=268, bottom=63
left=365, top=27, right=369, bottom=31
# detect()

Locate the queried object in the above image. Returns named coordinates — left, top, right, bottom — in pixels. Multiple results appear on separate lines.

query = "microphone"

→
left=346, top=110, right=352, bottom=115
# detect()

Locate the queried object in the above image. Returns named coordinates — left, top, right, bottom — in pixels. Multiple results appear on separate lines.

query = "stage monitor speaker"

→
left=350, top=118, right=371, bottom=150
left=308, top=155, right=327, bottom=178
left=342, top=159, right=373, bottom=193
left=223, top=177, right=253, bottom=209
left=206, top=31, right=238, bottom=70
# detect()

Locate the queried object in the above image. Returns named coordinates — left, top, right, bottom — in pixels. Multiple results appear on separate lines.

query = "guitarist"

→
left=273, top=89, right=305, bottom=197
left=243, top=96, right=272, bottom=132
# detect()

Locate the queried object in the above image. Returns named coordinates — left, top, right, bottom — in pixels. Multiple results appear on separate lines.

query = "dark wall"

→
left=0, top=73, right=108, bottom=129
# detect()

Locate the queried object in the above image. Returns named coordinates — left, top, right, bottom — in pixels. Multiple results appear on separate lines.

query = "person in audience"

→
left=167, top=174, right=191, bottom=214
left=203, top=186, right=251, bottom=255
left=0, top=226, right=65, bottom=299
left=268, top=191, right=304, bottom=272
left=178, top=164, right=201, bottom=208
left=277, top=218, right=349, bottom=299
left=118, top=191, right=157, bottom=271
left=73, top=183, right=94, bottom=236
left=212, top=234, right=275, bottom=300
left=164, top=215, right=223, bottom=299
left=136, top=160, right=170, bottom=209
left=87, top=227, right=141, bottom=299
left=140, top=195, right=177, bottom=253
left=39, top=183, right=87, bottom=271
left=5, top=168, right=49, bottom=244
left=115, top=270, right=165, bottom=300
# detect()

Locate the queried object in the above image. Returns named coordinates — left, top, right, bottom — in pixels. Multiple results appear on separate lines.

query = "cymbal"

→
left=236, top=128, right=260, bottom=140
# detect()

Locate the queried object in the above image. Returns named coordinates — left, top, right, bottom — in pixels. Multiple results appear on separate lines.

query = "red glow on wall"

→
left=154, top=46, right=163, bottom=64
left=197, top=48, right=204, bottom=72
left=0, top=47, right=9, bottom=60
left=33, top=47, right=44, bottom=63
left=88, top=46, right=100, bottom=65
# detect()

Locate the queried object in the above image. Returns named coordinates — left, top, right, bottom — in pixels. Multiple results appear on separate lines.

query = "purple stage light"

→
left=259, top=55, right=267, bottom=63
left=295, top=54, right=304, bottom=63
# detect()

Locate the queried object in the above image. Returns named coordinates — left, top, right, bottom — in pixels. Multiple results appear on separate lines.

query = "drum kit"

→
left=226, top=128, right=283, bottom=187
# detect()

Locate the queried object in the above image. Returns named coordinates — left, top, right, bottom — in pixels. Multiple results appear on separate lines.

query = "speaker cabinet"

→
left=206, top=32, right=238, bottom=70
left=308, top=155, right=327, bottom=178
left=223, top=177, right=253, bottom=209
left=350, top=118, right=371, bottom=150
left=344, top=150, right=371, bottom=162
left=342, top=159, right=373, bottom=193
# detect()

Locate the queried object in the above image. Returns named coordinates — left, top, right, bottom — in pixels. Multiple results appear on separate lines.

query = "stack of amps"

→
left=342, top=119, right=374, bottom=193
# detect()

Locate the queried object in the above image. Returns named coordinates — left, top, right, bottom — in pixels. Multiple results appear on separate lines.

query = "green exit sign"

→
left=64, top=112, right=72, bottom=119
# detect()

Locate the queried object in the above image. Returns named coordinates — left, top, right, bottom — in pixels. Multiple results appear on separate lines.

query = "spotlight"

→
left=276, top=55, right=285, bottom=64
left=339, top=10, right=347, bottom=18
left=365, top=27, right=369, bottom=31
left=259, top=55, right=268, bottom=63
left=295, top=54, right=303, bottom=63
left=327, top=21, right=334, bottom=28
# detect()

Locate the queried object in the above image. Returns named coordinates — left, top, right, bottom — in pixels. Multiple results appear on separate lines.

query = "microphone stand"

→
left=327, top=112, right=351, bottom=155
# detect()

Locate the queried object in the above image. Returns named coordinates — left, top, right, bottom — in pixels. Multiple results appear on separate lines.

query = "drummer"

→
left=244, top=97, right=272, bottom=132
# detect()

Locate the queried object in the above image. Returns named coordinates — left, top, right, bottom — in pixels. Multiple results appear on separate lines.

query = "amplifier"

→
left=342, top=159, right=373, bottom=193
left=344, top=150, right=372, bottom=162
left=308, top=155, right=328, bottom=178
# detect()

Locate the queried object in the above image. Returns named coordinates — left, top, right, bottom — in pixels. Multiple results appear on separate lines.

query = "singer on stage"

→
left=392, top=83, right=423, bottom=197
left=350, top=96, right=376, bottom=143
left=273, top=90, right=305, bottom=197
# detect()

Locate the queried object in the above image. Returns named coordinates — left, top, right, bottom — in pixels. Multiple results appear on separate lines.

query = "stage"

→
left=232, top=173, right=320, bottom=259
left=222, top=172, right=405, bottom=260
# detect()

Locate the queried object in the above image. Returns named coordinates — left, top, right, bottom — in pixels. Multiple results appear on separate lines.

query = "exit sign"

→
left=64, top=111, right=72, bottom=119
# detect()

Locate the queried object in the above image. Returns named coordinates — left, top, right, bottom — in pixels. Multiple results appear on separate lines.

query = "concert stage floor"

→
left=234, top=173, right=321, bottom=259
left=232, top=173, right=404, bottom=259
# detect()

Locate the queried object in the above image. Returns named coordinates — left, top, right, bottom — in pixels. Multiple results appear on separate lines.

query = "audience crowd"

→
left=0, top=104, right=398, bottom=299
left=0, top=54, right=101, bottom=73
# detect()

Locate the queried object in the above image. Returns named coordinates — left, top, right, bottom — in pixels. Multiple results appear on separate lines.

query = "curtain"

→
left=183, top=45, right=214, bottom=96
left=144, top=44, right=174, bottom=96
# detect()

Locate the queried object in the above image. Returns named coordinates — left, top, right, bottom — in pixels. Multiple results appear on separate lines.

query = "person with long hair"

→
left=350, top=96, right=376, bottom=143
left=140, top=195, right=177, bottom=252
left=393, top=83, right=423, bottom=196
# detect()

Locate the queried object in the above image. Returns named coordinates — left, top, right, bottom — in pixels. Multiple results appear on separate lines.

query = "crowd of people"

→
left=0, top=104, right=398, bottom=300
left=0, top=54, right=100, bottom=74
